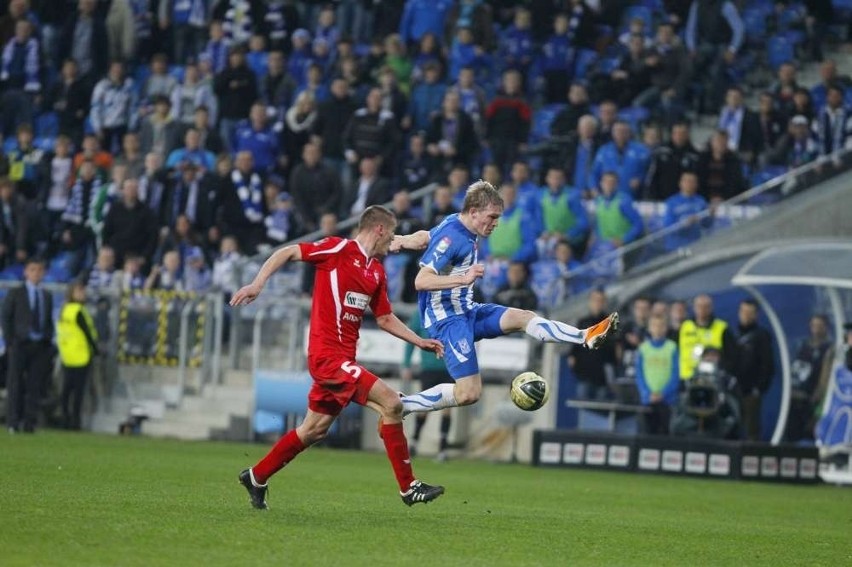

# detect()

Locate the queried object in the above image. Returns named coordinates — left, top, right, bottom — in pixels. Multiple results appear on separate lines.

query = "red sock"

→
left=252, top=429, right=307, bottom=484
left=380, top=422, right=416, bottom=492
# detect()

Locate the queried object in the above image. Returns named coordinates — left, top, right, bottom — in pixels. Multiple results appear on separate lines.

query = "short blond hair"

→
left=358, top=205, right=396, bottom=231
left=462, top=180, right=503, bottom=213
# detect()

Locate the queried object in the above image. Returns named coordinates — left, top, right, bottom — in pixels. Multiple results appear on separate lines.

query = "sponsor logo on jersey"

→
left=344, top=291, right=370, bottom=311
left=343, top=313, right=362, bottom=323
left=436, top=236, right=451, bottom=254
left=457, top=338, right=471, bottom=354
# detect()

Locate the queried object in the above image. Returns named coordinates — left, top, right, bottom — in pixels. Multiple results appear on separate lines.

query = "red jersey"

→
left=299, top=237, right=392, bottom=365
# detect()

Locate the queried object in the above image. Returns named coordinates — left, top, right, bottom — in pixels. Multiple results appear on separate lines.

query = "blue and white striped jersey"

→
left=418, top=214, right=479, bottom=328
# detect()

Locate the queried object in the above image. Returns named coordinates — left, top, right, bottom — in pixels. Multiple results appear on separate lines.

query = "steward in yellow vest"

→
left=678, top=294, right=737, bottom=381
left=57, top=283, right=99, bottom=430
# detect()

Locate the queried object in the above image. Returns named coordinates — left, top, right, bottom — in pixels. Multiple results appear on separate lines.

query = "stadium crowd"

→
left=0, top=0, right=844, bottom=309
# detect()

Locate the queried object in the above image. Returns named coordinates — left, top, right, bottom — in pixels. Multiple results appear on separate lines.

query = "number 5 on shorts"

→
left=341, top=361, right=362, bottom=378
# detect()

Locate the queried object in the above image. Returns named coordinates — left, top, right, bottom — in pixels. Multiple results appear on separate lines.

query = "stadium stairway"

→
left=89, top=367, right=254, bottom=441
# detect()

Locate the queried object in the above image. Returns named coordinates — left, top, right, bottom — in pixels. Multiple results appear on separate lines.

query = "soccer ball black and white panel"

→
left=510, top=372, right=549, bottom=411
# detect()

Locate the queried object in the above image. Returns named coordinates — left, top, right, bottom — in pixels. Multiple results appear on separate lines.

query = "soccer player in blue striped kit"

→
left=391, top=180, right=618, bottom=415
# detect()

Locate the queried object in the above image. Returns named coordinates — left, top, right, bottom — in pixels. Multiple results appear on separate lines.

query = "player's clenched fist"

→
left=460, top=264, right=485, bottom=285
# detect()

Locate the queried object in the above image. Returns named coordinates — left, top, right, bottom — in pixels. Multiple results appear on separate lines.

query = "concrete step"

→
left=141, top=419, right=214, bottom=441
left=180, top=394, right=252, bottom=415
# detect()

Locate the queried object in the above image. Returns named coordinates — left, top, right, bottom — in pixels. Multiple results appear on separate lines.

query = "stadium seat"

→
left=530, top=103, right=566, bottom=143
left=595, top=57, right=621, bottom=75
left=574, top=49, right=598, bottom=80
left=622, top=6, right=654, bottom=31
left=168, top=65, right=186, bottom=82
left=529, top=261, right=563, bottom=311
left=767, top=35, right=795, bottom=71
left=742, top=10, right=767, bottom=47
left=35, top=112, right=59, bottom=138
left=34, top=136, right=56, bottom=151
left=2, top=137, right=16, bottom=153
left=617, top=106, right=649, bottom=131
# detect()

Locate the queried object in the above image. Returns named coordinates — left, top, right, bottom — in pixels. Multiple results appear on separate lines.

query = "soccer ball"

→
left=510, top=372, right=549, bottom=411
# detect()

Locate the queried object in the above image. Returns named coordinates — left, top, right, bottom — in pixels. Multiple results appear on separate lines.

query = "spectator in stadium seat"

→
left=140, top=95, right=180, bottom=158
left=426, top=90, right=479, bottom=176
left=171, top=62, right=218, bottom=128
left=213, top=44, right=258, bottom=152
left=551, top=82, right=592, bottom=142
left=181, top=106, right=223, bottom=155
left=258, top=49, right=295, bottom=114
left=117, top=253, right=146, bottom=291
left=114, top=132, right=144, bottom=179
left=595, top=100, right=618, bottom=146
left=592, top=171, right=643, bottom=249
left=6, top=123, right=44, bottom=201
left=635, top=22, right=691, bottom=127
left=299, top=210, right=341, bottom=296
left=382, top=35, right=413, bottom=97
left=443, top=0, right=494, bottom=50
left=166, top=128, right=216, bottom=173
left=211, top=235, right=242, bottom=296
left=262, top=1, right=299, bottom=52
left=696, top=130, right=746, bottom=202
left=40, top=136, right=74, bottom=248
left=409, top=33, right=444, bottom=85
left=644, top=121, right=700, bottom=202
left=447, top=26, right=490, bottom=84
left=537, top=166, right=589, bottom=259
left=0, top=176, right=29, bottom=268
left=539, top=13, right=575, bottom=105
left=734, top=298, right=775, bottom=441
left=164, top=161, right=217, bottom=234
left=608, top=34, right=652, bottom=109
left=407, top=61, right=446, bottom=133
left=48, top=58, right=90, bottom=145
left=183, top=245, right=212, bottom=291
left=246, top=33, right=270, bottom=78
left=480, top=183, right=540, bottom=264
left=313, top=77, right=356, bottom=185
left=233, top=101, right=282, bottom=175
left=213, top=0, right=263, bottom=45
left=663, top=171, right=710, bottom=252
left=0, top=19, right=40, bottom=134
left=786, top=314, right=833, bottom=442
left=685, top=0, right=744, bottom=112
left=400, top=133, right=432, bottom=190
left=141, top=54, right=178, bottom=111
left=343, top=86, right=401, bottom=180
left=296, top=62, right=331, bottom=105
left=788, top=87, right=816, bottom=124
left=427, top=185, right=458, bottom=227
left=717, top=86, right=763, bottom=165
left=812, top=84, right=852, bottom=157
left=447, top=163, right=471, bottom=210
left=757, top=92, right=786, bottom=154
left=399, top=0, right=452, bottom=46
left=764, top=115, right=819, bottom=169
left=86, top=245, right=117, bottom=291
left=678, top=293, right=738, bottom=382
left=289, top=142, right=342, bottom=234
left=494, top=261, right=538, bottom=311
left=218, top=151, right=266, bottom=254
left=137, top=152, right=169, bottom=222
left=484, top=69, right=531, bottom=173
left=159, top=0, right=210, bottom=65
left=449, top=66, right=488, bottom=138
left=563, top=114, right=599, bottom=196
left=571, top=289, right=616, bottom=401
left=156, top=214, right=202, bottom=267
left=668, top=300, right=687, bottom=342
left=810, top=60, right=851, bottom=112
left=589, top=121, right=649, bottom=197
left=376, top=64, right=408, bottom=131
left=60, top=160, right=101, bottom=276
left=102, top=178, right=158, bottom=268
left=341, top=156, right=390, bottom=218
left=769, top=62, right=800, bottom=116
left=390, top=189, right=424, bottom=303
left=58, top=0, right=108, bottom=84
left=261, top=181, right=296, bottom=245
left=635, top=313, right=680, bottom=435
left=145, top=249, right=184, bottom=291
left=90, top=60, right=138, bottom=155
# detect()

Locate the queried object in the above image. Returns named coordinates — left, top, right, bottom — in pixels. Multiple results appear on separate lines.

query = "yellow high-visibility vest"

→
left=678, top=318, right=727, bottom=380
left=57, top=302, right=98, bottom=367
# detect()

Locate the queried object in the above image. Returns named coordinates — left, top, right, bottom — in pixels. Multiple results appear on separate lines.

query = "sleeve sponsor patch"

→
left=435, top=237, right=451, bottom=254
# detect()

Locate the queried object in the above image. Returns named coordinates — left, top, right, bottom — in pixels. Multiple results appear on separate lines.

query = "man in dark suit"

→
left=717, top=86, right=763, bottom=164
left=341, top=157, right=390, bottom=219
left=3, top=258, right=54, bottom=433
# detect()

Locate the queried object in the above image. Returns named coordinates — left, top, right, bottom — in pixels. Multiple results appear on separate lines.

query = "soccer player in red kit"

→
left=231, top=206, right=446, bottom=508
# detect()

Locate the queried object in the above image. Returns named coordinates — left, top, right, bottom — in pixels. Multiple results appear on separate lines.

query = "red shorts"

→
left=306, top=356, right=379, bottom=416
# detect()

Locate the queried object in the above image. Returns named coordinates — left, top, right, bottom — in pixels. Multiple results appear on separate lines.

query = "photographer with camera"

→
left=670, top=347, right=741, bottom=439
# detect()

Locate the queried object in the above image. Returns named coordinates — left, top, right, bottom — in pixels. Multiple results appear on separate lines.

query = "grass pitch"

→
left=1, top=432, right=850, bottom=567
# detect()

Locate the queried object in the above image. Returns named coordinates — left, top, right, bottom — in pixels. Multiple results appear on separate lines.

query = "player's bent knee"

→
left=454, top=387, right=481, bottom=406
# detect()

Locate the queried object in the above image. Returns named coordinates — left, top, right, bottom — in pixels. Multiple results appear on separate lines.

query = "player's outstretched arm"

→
left=390, top=230, right=431, bottom=253
left=230, top=245, right=303, bottom=306
left=414, top=264, right=484, bottom=291
left=376, top=313, right=444, bottom=358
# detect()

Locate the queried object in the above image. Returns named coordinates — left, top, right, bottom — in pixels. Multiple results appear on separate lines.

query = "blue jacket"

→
left=287, top=47, right=313, bottom=87
left=409, top=82, right=447, bottom=132
left=540, top=34, right=575, bottom=73
left=663, top=192, right=710, bottom=250
left=232, top=122, right=279, bottom=173
left=500, top=26, right=533, bottom=69
left=399, top=0, right=453, bottom=44
left=449, top=41, right=491, bottom=82
left=635, top=338, right=680, bottom=405
left=589, top=141, right=651, bottom=196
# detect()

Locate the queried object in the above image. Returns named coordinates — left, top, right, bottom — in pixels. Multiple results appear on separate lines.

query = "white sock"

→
left=401, top=383, right=457, bottom=415
left=525, top=316, right=585, bottom=344
left=249, top=468, right=267, bottom=488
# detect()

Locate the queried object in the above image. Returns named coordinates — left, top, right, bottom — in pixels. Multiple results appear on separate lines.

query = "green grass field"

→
left=1, top=432, right=850, bottom=567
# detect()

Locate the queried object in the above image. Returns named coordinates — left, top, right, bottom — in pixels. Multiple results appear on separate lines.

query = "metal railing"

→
left=562, top=148, right=852, bottom=290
